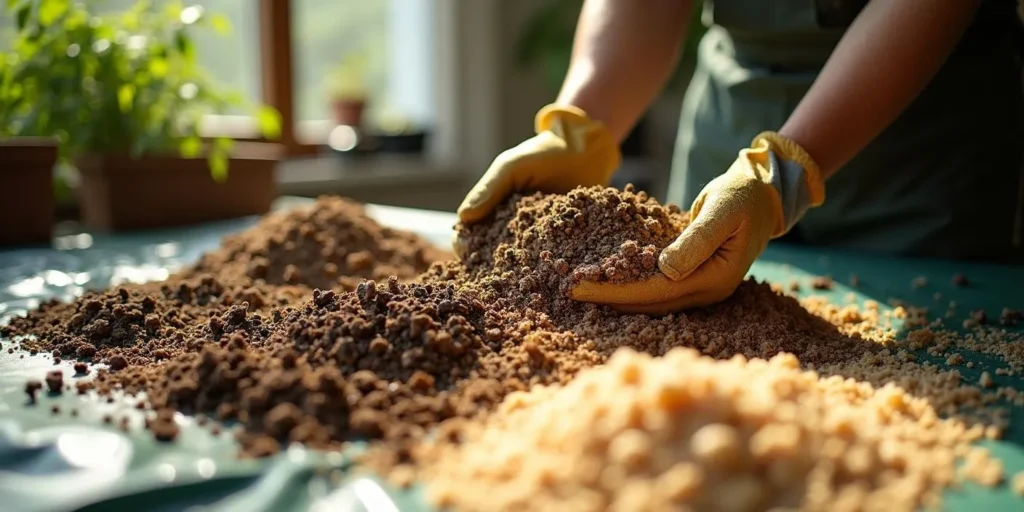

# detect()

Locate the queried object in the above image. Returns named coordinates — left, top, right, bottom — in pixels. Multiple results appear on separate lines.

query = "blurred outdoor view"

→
left=1, top=0, right=405, bottom=122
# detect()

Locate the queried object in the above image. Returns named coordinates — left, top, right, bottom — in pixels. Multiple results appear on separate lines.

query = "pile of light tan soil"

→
left=422, top=348, right=999, bottom=512
left=6, top=187, right=1022, bottom=511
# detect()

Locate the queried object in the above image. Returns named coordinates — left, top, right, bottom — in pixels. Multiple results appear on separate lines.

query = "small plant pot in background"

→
left=0, top=138, right=58, bottom=247
left=75, top=143, right=282, bottom=231
left=331, top=98, right=367, bottom=127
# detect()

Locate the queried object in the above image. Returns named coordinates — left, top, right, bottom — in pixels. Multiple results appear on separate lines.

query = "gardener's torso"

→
left=669, top=0, right=1024, bottom=263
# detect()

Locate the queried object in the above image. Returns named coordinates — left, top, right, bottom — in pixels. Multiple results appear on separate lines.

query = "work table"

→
left=1, top=198, right=1022, bottom=512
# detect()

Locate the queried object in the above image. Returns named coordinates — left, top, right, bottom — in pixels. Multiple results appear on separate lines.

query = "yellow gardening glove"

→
left=570, top=132, right=825, bottom=315
left=456, top=104, right=621, bottom=224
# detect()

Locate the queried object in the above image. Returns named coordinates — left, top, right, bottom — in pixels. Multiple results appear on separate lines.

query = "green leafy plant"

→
left=325, top=51, right=370, bottom=102
left=515, top=1, right=708, bottom=94
left=0, top=0, right=281, bottom=181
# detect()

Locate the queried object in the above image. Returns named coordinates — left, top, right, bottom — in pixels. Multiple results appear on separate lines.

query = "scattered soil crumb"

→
left=811, top=276, right=833, bottom=290
left=45, top=370, right=63, bottom=394
left=25, top=380, right=42, bottom=404
left=1013, top=471, right=1024, bottom=496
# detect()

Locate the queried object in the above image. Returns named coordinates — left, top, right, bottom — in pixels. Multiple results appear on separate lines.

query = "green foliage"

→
left=325, top=51, right=370, bottom=101
left=515, top=1, right=709, bottom=95
left=0, top=0, right=281, bottom=179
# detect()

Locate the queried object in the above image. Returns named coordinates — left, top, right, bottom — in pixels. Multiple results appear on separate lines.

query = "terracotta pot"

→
left=75, top=142, right=282, bottom=231
left=331, top=98, right=367, bottom=127
left=0, top=138, right=58, bottom=246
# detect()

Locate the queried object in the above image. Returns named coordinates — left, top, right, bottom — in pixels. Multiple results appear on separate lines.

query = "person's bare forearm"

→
left=557, top=0, right=693, bottom=143
left=779, top=0, right=978, bottom=179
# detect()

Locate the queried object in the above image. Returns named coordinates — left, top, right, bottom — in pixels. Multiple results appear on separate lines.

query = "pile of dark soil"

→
left=87, top=278, right=599, bottom=458
left=185, top=196, right=450, bottom=291
left=1, top=275, right=306, bottom=367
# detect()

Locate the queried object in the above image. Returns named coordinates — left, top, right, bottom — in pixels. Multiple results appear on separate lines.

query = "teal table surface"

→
left=1, top=198, right=1022, bottom=511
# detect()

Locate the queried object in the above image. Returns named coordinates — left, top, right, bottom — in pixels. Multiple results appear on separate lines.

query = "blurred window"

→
left=96, top=0, right=262, bottom=115
left=293, top=0, right=435, bottom=140
left=1, top=0, right=442, bottom=152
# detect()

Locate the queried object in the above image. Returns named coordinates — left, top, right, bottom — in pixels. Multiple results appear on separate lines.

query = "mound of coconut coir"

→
left=94, top=277, right=602, bottom=458
left=455, top=184, right=689, bottom=296
left=423, top=347, right=1000, bottom=512
left=185, top=196, right=451, bottom=291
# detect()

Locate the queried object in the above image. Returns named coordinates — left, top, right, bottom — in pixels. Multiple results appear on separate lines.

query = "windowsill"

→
left=276, top=153, right=464, bottom=192
left=275, top=153, right=469, bottom=211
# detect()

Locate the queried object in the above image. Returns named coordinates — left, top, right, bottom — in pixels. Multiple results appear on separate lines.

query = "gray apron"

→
left=669, top=0, right=1024, bottom=263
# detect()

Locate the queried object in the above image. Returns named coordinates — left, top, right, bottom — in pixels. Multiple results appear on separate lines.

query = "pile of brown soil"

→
left=92, top=278, right=600, bottom=458
left=185, top=196, right=451, bottom=291
left=445, top=186, right=879, bottom=367
left=455, top=185, right=688, bottom=296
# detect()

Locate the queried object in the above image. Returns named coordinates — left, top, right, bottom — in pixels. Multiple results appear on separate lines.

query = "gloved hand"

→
left=456, top=104, right=621, bottom=224
left=570, top=131, right=825, bottom=315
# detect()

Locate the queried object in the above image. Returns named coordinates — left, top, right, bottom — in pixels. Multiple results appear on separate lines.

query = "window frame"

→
left=199, top=0, right=499, bottom=172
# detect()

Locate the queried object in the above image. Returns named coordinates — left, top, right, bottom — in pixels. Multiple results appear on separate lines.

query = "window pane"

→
left=293, top=0, right=435, bottom=131
left=101, top=0, right=262, bottom=114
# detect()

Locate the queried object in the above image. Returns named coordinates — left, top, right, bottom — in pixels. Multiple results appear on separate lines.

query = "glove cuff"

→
left=535, top=104, right=594, bottom=133
left=534, top=103, right=622, bottom=183
left=752, top=131, right=825, bottom=206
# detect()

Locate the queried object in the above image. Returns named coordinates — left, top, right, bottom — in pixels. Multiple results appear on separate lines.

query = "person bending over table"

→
left=456, top=0, right=1024, bottom=314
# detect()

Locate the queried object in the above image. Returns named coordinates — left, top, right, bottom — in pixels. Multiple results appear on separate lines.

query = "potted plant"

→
left=326, top=52, right=370, bottom=128
left=0, top=137, right=58, bottom=246
left=0, top=0, right=283, bottom=231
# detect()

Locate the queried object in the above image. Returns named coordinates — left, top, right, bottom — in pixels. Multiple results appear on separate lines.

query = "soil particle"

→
left=811, top=276, right=833, bottom=290
left=108, top=355, right=128, bottom=372
left=25, top=380, right=42, bottom=404
left=45, top=370, right=63, bottom=394
left=149, top=409, right=180, bottom=442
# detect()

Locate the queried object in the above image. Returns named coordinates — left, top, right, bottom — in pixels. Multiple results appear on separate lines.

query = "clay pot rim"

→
left=0, top=136, right=60, bottom=148
left=0, top=137, right=60, bottom=168
left=74, top=141, right=285, bottom=168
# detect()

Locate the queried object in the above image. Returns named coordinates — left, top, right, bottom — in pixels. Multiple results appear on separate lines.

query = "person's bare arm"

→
left=779, top=0, right=979, bottom=179
left=557, top=0, right=694, bottom=143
